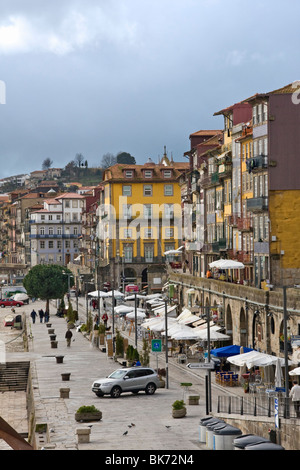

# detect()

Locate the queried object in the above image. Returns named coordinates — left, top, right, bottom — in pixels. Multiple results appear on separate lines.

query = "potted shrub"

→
left=172, top=400, right=186, bottom=418
left=75, top=405, right=102, bottom=422
left=115, top=329, right=124, bottom=357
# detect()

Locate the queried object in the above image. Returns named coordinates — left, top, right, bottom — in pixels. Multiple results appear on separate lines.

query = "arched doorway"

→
left=225, top=305, right=233, bottom=342
left=141, top=268, right=148, bottom=291
left=240, top=307, right=247, bottom=347
left=124, top=268, right=137, bottom=286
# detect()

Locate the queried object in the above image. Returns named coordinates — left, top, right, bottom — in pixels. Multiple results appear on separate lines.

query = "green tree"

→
left=23, top=265, right=71, bottom=313
left=117, top=152, right=136, bottom=164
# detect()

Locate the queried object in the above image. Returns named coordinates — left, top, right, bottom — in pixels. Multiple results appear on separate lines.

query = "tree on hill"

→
left=117, top=152, right=136, bottom=164
left=23, top=265, right=72, bottom=313
left=42, top=158, right=53, bottom=170
left=74, top=153, right=85, bottom=168
left=101, top=152, right=117, bottom=169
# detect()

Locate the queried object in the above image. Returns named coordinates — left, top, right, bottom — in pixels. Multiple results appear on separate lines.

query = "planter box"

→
left=188, top=395, right=200, bottom=405
left=75, top=411, right=102, bottom=422
left=172, top=407, right=187, bottom=419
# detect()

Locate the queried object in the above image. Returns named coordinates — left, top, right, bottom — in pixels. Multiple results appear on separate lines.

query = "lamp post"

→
left=283, top=286, right=290, bottom=418
left=164, top=298, right=169, bottom=389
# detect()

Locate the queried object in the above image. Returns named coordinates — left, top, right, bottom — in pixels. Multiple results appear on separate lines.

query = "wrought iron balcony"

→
left=246, top=197, right=268, bottom=212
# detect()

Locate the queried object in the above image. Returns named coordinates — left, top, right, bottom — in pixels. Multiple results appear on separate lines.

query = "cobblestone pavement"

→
left=0, top=298, right=243, bottom=452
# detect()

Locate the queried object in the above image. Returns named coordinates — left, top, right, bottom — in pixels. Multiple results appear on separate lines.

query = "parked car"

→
left=92, top=367, right=160, bottom=398
left=0, top=299, right=25, bottom=308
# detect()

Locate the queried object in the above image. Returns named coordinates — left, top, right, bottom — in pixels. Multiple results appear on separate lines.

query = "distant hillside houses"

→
left=0, top=174, right=30, bottom=187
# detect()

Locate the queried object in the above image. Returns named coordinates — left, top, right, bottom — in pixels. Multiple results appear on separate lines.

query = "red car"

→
left=0, top=299, right=24, bottom=308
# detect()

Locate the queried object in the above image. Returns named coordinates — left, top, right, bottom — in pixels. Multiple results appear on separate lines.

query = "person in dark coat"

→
left=65, top=328, right=73, bottom=347
left=30, top=309, right=37, bottom=324
left=38, top=309, right=44, bottom=323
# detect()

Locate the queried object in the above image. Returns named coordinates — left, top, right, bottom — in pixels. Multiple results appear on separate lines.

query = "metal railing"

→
left=217, top=394, right=298, bottom=419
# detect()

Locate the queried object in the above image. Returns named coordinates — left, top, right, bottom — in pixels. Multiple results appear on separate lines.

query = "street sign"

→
left=274, top=398, right=279, bottom=428
left=187, top=362, right=215, bottom=369
left=151, top=339, right=162, bottom=352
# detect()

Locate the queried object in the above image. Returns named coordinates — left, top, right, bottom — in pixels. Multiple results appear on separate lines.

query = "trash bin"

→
left=206, top=420, right=227, bottom=449
left=199, top=417, right=219, bottom=443
left=213, top=424, right=242, bottom=450
left=245, top=442, right=285, bottom=450
left=234, top=434, right=269, bottom=450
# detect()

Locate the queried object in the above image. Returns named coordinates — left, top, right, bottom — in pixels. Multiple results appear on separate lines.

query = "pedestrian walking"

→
left=44, top=310, right=49, bottom=323
left=102, top=312, right=108, bottom=328
left=65, top=328, right=73, bottom=347
left=30, top=309, right=37, bottom=324
left=290, top=380, right=300, bottom=417
left=38, top=309, right=44, bottom=323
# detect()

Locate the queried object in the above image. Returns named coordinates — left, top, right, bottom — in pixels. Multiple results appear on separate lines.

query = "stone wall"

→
left=215, top=413, right=300, bottom=450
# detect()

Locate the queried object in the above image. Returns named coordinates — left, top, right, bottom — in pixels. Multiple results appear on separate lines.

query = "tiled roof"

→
left=104, top=162, right=189, bottom=182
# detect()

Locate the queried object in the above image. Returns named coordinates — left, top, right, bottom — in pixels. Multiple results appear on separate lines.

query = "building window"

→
left=57, top=240, right=62, bottom=249
left=40, top=241, right=45, bottom=249
left=41, top=215, right=45, bottom=221
left=145, top=244, right=154, bottom=262
left=49, top=227, right=54, bottom=235
left=57, top=227, right=62, bottom=235
left=143, top=184, right=153, bottom=196
left=65, top=201, right=70, bottom=208
left=48, top=241, right=54, bottom=249
left=124, top=228, right=132, bottom=238
left=125, top=170, right=133, bottom=178
left=40, top=227, right=45, bottom=235
left=163, top=170, right=172, bottom=178
left=164, top=204, right=174, bottom=219
left=165, top=228, right=174, bottom=238
left=143, top=204, right=152, bottom=219
left=72, top=200, right=78, bottom=208
left=144, top=228, right=153, bottom=239
left=48, top=215, right=53, bottom=221
left=65, top=241, right=70, bottom=249
left=164, top=184, right=173, bottom=196
left=124, top=245, right=133, bottom=262
left=123, top=204, right=132, bottom=219
left=144, top=170, right=153, bottom=178
left=122, top=185, right=132, bottom=196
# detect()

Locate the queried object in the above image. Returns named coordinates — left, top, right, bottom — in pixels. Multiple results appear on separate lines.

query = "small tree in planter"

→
left=172, top=400, right=186, bottom=418
left=141, top=338, right=150, bottom=366
left=115, top=329, right=124, bottom=357
left=75, top=405, right=102, bottom=422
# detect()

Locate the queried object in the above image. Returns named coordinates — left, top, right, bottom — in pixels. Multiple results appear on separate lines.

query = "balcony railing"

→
left=246, top=197, right=268, bottom=212
left=246, top=155, right=268, bottom=172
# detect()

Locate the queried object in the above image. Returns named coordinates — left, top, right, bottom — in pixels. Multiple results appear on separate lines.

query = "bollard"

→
left=61, top=373, right=71, bottom=381
left=76, top=428, right=91, bottom=444
left=60, top=388, right=70, bottom=399
left=51, top=341, right=58, bottom=349
left=56, top=356, right=64, bottom=364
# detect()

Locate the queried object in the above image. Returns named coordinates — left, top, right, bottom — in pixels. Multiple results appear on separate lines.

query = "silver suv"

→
left=92, top=367, right=160, bottom=398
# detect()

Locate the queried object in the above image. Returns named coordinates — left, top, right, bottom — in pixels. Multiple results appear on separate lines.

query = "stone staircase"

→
left=0, top=362, right=30, bottom=392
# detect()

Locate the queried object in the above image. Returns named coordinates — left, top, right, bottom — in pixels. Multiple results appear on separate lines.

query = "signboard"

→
left=187, top=362, right=215, bottom=369
left=151, top=339, right=162, bottom=352
left=125, top=284, right=139, bottom=293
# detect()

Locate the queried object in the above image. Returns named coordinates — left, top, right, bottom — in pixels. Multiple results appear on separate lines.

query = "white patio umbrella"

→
left=195, top=329, right=231, bottom=341
left=228, top=350, right=294, bottom=368
left=125, top=294, right=146, bottom=300
left=114, top=305, right=134, bottom=314
left=289, top=367, right=300, bottom=376
left=209, top=259, right=245, bottom=269
left=164, top=246, right=184, bottom=255
left=150, top=317, right=177, bottom=332
left=171, top=327, right=203, bottom=341
left=275, top=357, right=283, bottom=388
left=126, top=311, right=147, bottom=320
left=88, top=290, right=108, bottom=297
left=103, top=290, right=124, bottom=298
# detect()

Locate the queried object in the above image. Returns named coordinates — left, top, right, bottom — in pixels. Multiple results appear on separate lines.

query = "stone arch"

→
left=124, top=267, right=136, bottom=283
left=225, top=304, right=233, bottom=340
left=239, top=307, right=247, bottom=347
left=252, top=311, right=263, bottom=350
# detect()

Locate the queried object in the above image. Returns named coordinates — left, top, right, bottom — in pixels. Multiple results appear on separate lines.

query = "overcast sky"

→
left=0, top=0, right=299, bottom=178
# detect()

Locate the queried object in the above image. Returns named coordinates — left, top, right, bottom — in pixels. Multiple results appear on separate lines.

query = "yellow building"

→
left=100, top=157, right=188, bottom=292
